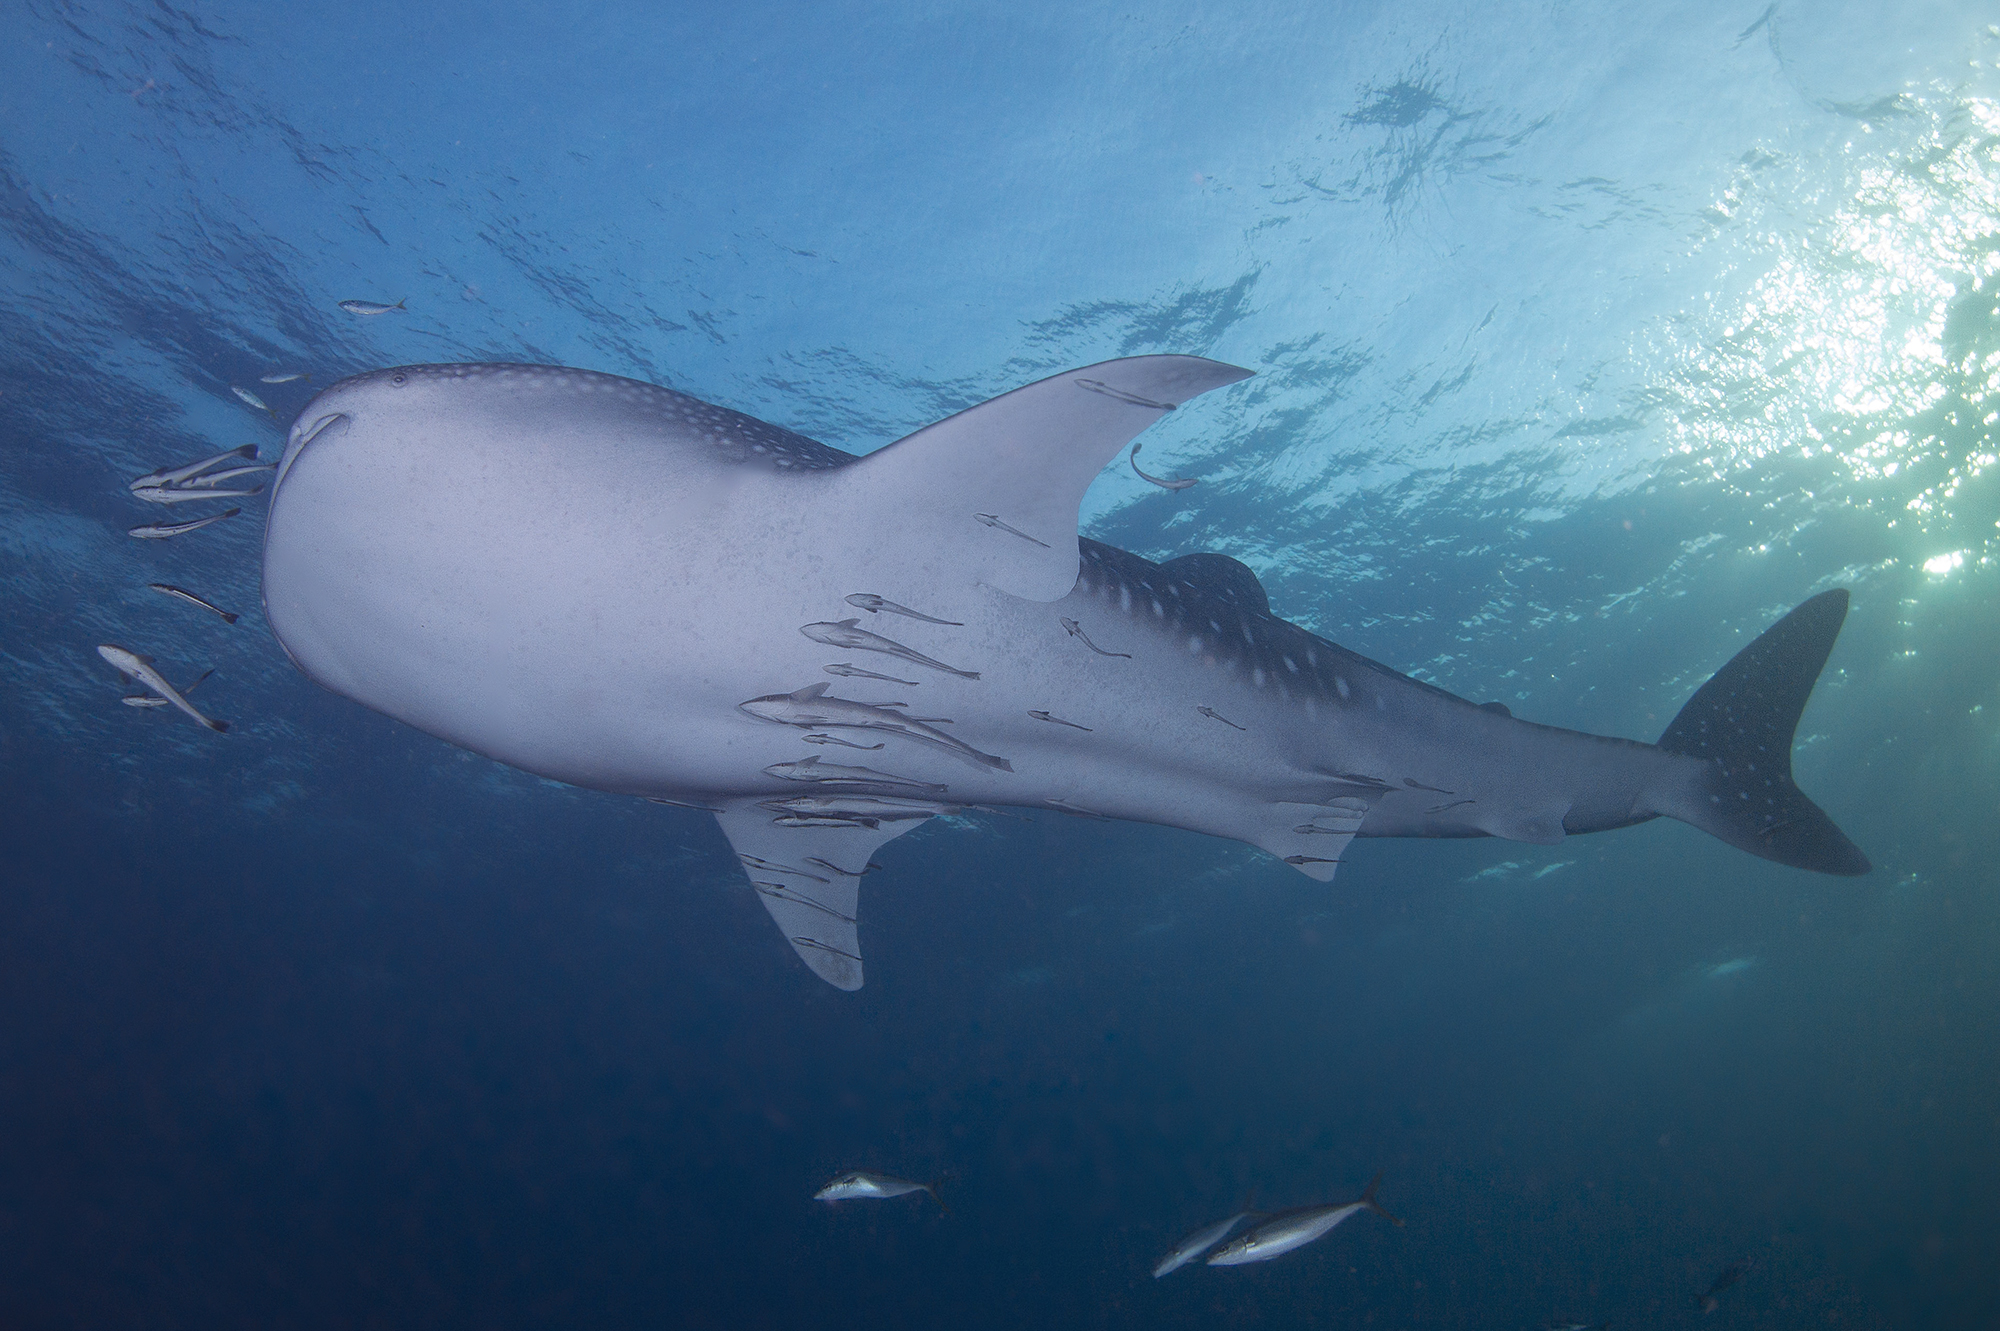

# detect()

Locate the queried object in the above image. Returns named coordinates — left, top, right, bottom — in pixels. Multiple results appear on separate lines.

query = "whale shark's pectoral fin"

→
left=1253, top=796, right=1382, bottom=883
left=713, top=799, right=932, bottom=990
left=840, top=356, right=1252, bottom=601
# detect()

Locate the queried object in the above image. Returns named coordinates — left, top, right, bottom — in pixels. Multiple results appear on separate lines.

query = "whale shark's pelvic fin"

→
left=1655, top=589, right=1870, bottom=875
left=713, top=798, right=932, bottom=990
left=1252, top=795, right=1383, bottom=882
left=843, top=356, right=1252, bottom=602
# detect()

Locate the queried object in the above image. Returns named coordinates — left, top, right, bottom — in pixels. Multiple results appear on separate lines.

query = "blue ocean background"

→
left=2, top=1, right=1997, bottom=1325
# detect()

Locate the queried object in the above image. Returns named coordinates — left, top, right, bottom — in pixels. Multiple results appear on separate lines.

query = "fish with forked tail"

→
left=801, top=619, right=979, bottom=679
left=741, top=684, right=1010, bottom=772
left=98, top=645, right=228, bottom=732
left=814, top=1171, right=948, bottom=1212
left=128, top=508, right=240, bottom=539
left=1206, top=1172, right=1401, bottom=1266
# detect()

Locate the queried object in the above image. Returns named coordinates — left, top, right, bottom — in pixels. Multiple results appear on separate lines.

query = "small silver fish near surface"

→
left=813, top=1171, right=948, bottom=1212
left=230, top=385, right=273, bottom=415
left=1206, top=1172, right=1401, bottom=1266
left=129, top=443, right=257, bottom=492
left=97, top=644, right=228, bottom=732
left=128, top=508, right=239, bottom=539
left=147, top=583, right=238, bottom=623
left=844, top=593, right=963, bottom=626
left=338, top=297, right=406, bottom=315
left=124, top=667, right=212, bottom=708
left=258, top=372, right=311, bottom=384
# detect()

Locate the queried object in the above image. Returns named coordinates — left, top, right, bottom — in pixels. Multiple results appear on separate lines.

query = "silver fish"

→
left=763, top=756, right=948, bottom=795
left=1061, top=617, right=1132, bottom=659
left=258, top=372, right=311, bottom=384
left=813, top=1171, right=947, bottom=1210
left=123, top=667, right=212, bottom=708
left=740, top=683, right=1011, bottom=771
left=1206, top=1172, right=1401, bottom=1266
left=1154, top=1207, right=1260, bottom=1277
left=972, top=512, right=1049, bottom=548
left=824, top=662, right=919, bottom=685
left=337, top=298, right=405, bottom=315
left=147, top=583, right=238, bottom=623
left=844, top=593, right=962, bottom=625
left=800, top=619, right=979, bottom=679
left=1028, top=710, right=1092, bottom=732
left=129, top=443, right=257, bottom=491
left=128, top=508, right=239, bottom=539
left=132, top=484, right=263, bottom=504
left=182, top=464, right=274, bottom=487
left=97, top=645, right=228, bottom=732
left=1130, top=441, right=1199, bottom=491
left=230, top=385, right=273, bottom=414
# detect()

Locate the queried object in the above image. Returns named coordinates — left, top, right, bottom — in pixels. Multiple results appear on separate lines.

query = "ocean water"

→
left=2, top=0, right=1997, bottom=1326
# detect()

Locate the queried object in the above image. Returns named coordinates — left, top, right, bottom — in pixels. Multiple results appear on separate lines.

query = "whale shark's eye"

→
left=391, top=372, right=408, bottom=386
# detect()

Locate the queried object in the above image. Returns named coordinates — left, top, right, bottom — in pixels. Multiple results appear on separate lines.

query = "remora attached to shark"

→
left=261, top=358, right=1871, bottom=990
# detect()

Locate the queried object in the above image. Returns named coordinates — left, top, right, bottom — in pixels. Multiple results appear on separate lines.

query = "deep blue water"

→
left=3, top=1, right=1998, bottom=1326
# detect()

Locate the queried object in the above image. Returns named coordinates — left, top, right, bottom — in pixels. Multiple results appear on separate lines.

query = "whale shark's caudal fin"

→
left=1655, top=589, right=1870, bottom=876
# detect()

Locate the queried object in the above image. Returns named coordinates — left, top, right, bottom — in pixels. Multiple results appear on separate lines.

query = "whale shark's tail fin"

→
left=1656, top=589, right=1870, bottom=876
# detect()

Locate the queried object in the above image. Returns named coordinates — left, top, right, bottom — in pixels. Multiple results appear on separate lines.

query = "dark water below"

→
left=3, top=0, right=1998, bottom=1326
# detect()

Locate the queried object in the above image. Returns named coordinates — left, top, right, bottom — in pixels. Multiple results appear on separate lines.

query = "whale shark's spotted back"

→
left=325, top=363, right=858, bottom=473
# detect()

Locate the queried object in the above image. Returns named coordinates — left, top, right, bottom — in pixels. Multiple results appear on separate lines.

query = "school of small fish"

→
left=103, top=360, right=320, bottom=730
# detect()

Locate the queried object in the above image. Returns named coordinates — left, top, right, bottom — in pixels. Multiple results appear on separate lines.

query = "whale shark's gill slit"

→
left=973, top=513, right=1050, bottom=548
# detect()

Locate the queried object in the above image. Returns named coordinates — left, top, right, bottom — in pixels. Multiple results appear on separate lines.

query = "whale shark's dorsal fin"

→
left=844, top=356, right=1252, bottom=601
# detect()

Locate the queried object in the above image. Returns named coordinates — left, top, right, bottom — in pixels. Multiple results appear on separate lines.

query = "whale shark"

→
left=260, top=357, right=1870, bottom=990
